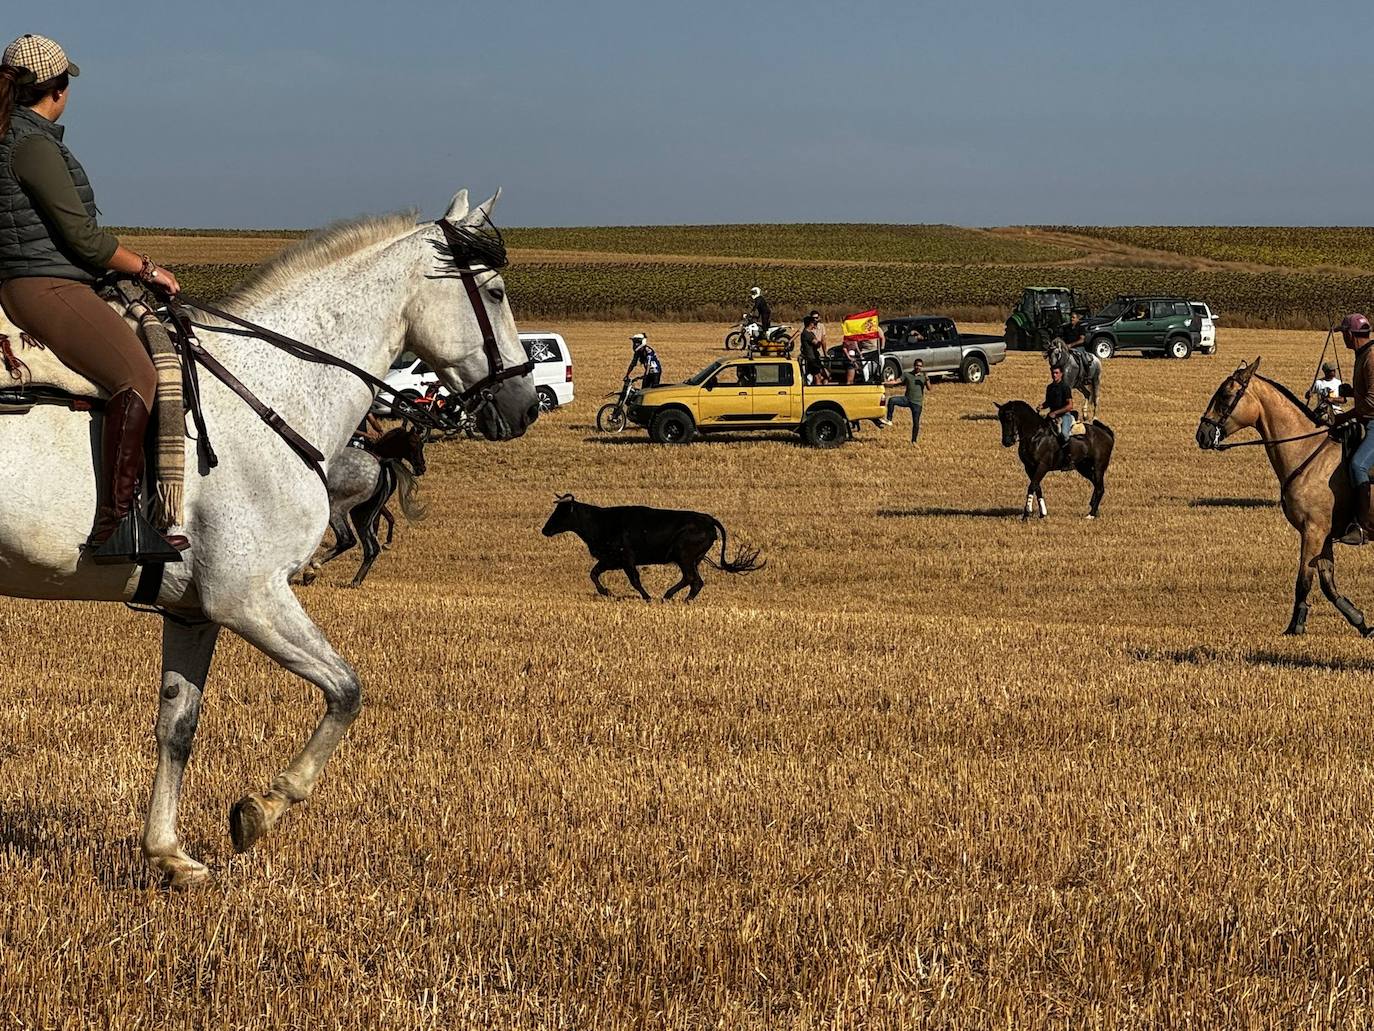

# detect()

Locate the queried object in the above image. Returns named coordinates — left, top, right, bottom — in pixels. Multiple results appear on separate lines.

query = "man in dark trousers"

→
left=881, top=358, right=929, bottom=443
left=625, top=333, right=662, bottom=388
left=799, top=313, right=827, bottom=384
left=748, top=286, right=771, bottom=333
left=1330, top=313, right=1374, bottom=541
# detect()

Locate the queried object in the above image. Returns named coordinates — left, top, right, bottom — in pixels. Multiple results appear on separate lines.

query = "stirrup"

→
left=1337, top=522, right=1369, bottom=547
left=88, top=508, right=185, bottom=564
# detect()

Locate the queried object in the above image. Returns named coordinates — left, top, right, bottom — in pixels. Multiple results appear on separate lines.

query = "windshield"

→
left=1096, top=300, right=1128, bottom=319
left=686, top=360, right=724, bottom=386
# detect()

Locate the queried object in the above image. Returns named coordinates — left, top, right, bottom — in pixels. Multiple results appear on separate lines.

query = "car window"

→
left=390, top=352, right=416, bottom=371
left=1191, top=303, right=1207, bottom=317
left=522, top=337, right=563, bottom=363
left=686, top=361, right=722, bottom=386
left=1098, top=301, right=1127, bottom=319
left=414, top=361, right=433, bottom=375
left=710, top=365, right=751, bottom=388
left=1172, top=302, right=1191, bottom=317
left=1151, top=301, right=1174, bottom=320
left=752, top=363, right=794, bottom=387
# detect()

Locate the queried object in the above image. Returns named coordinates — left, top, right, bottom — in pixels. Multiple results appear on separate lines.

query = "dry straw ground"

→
left=5, top=320, right=1374, bottom=1028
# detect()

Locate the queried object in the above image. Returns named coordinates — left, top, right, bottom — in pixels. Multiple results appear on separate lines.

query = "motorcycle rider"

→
left=625, top=332, right=662, bottom=389
left=749, top=286, right=771, bottom=336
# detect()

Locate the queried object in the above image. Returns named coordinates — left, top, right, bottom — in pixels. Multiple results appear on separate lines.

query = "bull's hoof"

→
left=148, top=852, right=211, bottom=891
left=229, top=795, right=271, bottom=853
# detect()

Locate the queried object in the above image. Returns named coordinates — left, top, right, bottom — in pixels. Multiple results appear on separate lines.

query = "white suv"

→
left=1190, top=302, right=1218, bottom=354
left=378, top=332, right=574, bottom=414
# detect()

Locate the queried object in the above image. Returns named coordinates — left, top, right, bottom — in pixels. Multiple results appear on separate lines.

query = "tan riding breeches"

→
left=0, top=276, right=156, bottom=406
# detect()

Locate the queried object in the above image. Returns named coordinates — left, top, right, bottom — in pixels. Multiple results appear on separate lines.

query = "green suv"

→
left=1081, top=296, right=1203, bottom=359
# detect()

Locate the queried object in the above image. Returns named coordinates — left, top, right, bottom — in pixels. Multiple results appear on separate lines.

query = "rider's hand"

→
left=150, top=266, right=181, bottom=296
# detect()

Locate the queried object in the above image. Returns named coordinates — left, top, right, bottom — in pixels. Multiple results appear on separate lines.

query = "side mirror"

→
left=703, top=381, right=715, bottom=391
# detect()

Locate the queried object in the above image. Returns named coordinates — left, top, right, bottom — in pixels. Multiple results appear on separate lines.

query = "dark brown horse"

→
left=1196, top=358, right=1371, bottom=636
left=996, top=400, right=1115, bottom=519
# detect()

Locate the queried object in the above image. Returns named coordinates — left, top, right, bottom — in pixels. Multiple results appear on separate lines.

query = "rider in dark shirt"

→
left=1060, top=312, right=1086, bottom=348
left=799, top=314, right=827, bottom=383
left=1039, top=366, right=1075, bottom=465
left=625, top=333, right=662, bottom=389
left=749, top=286, right=771, bottom=333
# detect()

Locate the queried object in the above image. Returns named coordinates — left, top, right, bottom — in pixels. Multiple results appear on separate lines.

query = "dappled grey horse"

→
left=0, top=189, right=536, bottom=888
left=1046, top=338, right=1102, bottom=418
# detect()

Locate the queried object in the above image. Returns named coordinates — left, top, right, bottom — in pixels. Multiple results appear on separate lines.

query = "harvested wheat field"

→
left=5, top=320, right=1374, bottom=1028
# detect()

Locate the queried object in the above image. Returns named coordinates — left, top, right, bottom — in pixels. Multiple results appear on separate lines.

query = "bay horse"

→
left=996, top=400, right=1115, bottom=519
left=0, top=189, right=537, bottom=888
left=1196, top=358, right=1371, bottom=636
left=1046, top=338, right=1102, bottom=418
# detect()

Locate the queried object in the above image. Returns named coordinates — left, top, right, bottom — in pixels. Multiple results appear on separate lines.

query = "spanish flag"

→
left=842, top=309, right=881, bottom=342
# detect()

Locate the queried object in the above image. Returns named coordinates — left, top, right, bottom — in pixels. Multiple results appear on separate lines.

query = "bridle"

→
left=165, top=212, right=534, bottom=483
left=1202, top=371, right=1333, bottom=452
left=1199, top=372, right=1250, bottom=440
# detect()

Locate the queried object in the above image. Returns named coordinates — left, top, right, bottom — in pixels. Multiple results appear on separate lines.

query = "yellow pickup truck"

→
left=625, top=355, right=885, bottom=446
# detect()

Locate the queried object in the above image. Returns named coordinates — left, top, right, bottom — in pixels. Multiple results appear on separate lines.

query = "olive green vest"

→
left=0, top=107, right=100, bottom=282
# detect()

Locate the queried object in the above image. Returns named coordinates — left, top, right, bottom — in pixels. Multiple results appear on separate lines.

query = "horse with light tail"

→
left=0, top=189, right=536, bottom=888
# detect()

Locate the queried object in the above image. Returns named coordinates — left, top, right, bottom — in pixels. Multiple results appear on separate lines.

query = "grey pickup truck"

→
left=874, top=316, right=1006, bottom=384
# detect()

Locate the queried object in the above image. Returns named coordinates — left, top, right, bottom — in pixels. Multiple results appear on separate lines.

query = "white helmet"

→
left=631, top=333, right=647, bottom=347
left=749, top=286, right=762, bottom=299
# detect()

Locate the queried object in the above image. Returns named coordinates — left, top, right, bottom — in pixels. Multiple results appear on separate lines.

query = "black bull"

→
left=542, top=495, right=764, bottom=601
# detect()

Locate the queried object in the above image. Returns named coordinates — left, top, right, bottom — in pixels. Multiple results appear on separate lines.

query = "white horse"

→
left=0, top=189, right=536, bottom=888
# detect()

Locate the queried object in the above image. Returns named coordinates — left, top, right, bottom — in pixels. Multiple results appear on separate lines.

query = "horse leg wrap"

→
left=1038, top=497, right=1048, bottom=518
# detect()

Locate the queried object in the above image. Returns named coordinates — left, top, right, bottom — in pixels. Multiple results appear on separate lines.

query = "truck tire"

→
left=959, top=356, right=988, bottom=384
left=649, top=408, right=694, bottom=444
left=883, top=358, right=902, bottom=382
left=803, top=409, right=847, bottom=448
left=1091, top=336, right=1114, bottom=360
left=1167, top=336, right=1192, bottom=359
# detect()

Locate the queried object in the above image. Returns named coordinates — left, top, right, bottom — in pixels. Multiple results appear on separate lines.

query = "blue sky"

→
left=36, top=0, right=1366, bottom=227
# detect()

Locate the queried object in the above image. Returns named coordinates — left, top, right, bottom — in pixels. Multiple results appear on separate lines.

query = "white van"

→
left=520, top=332, right=574, bottom=412
left=378, top=332, right=573, bottom=414
left=1190, top=302, right=1218, bottom=355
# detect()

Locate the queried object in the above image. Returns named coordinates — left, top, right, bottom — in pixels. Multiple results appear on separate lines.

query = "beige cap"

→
left=2, top=34, right=80, bottom=84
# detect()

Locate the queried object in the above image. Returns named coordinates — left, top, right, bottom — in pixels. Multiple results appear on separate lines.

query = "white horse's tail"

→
left=392, top=463, right=428, bottom=522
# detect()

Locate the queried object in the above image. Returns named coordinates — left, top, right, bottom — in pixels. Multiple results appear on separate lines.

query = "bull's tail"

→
left=707, top=518, right=765, bottom=574
left=390, top=462, right=428, bottom=522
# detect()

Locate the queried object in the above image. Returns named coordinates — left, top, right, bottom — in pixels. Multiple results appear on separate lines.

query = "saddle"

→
left=0, top=312, right=106, bottom=409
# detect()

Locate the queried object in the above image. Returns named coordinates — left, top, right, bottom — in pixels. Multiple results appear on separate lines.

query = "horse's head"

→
left=995, top=402, right=1018, bottom=447
left=1046, top=338, right=1063, bottom=364
left=405, top=189, right=538, bottom=442
left=1197, top=357, right=1262, bottom=450
left=542, top=493, right=576, bottom=537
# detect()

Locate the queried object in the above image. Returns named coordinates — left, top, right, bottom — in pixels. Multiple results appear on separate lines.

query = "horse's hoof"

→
left=1361, top=623, right=1374, bottom=638
left=148, top=852, right=211, bottom=891
left=1283, top=626, right=1306, bottom=637
left=1085, top=514, right=1096, bottom=520
left=229, top=795, right=270, bottom=854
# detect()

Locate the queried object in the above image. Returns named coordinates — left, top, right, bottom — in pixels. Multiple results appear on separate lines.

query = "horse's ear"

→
left=1237, top=357, right=1261, bottom=382
left=443, top=189, right=470, bottom=222
left=993, top=401, right=1003, bottom=410
left=467, top=188, right=502, bottom=225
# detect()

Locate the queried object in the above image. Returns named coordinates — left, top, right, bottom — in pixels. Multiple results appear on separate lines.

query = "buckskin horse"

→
left=1197, top=358, right=1372, bottom=636
left=0, top=189, right=537, bottom=887
left=996, top=400, right=1115, bottom=520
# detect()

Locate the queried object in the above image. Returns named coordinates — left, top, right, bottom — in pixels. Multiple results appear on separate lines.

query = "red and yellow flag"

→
left=842, top=309, right=881, bottom=342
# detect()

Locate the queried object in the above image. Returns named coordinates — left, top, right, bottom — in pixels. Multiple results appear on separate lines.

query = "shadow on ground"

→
left=879, top=506, right=1022, bottom=519
left=1189, top=497, right=1278, bottom=509
left=1131, top=644, right=1374, bottom=673
left=960, top=413, right=1000, bottom=422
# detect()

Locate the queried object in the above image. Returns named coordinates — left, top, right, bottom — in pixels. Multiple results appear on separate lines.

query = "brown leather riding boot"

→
left=87, top=389, right=189, bottom=562
left=1360, top=483, right=1374, bottom=541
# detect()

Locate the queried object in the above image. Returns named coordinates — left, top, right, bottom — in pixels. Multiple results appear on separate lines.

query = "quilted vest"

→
left=0, top=106, right=100, bottom=282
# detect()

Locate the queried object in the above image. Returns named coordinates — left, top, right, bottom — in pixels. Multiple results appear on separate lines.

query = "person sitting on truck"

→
left=625, top=333, right=662, bottom=388
left=1038, top=365, right=1075, bottom=465
left=749, top=286, right=771, bottom=333
left=835, top=339, right=861, bottom=385
left=806, top=310, right=826, bottom=349
left=799, top=314, right=828, bottom=384
left=880, top=358, right=929, bottom=443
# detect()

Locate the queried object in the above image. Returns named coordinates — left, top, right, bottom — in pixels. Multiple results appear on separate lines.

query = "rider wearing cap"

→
left=749, top=287, right=771, bottom=334
left=625, top=333, right=661, bottom=389
left=1308, top=359, right=1344, bottom=413
left=1331, top=314, right=1374, bottom=540
left=0, top=34, right=186, bottom=559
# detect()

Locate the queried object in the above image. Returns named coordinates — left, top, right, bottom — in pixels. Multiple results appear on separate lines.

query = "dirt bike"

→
left=596, top=375, right=644, bottom=433
left=724, top=314, right=793, bottom=351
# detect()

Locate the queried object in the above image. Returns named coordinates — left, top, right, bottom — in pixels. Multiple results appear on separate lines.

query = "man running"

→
left=1331, top=314, right=1374, bottom=540
left=881, top=358, right=929, bottom=443
left=625, top=332, right=662, bottom=389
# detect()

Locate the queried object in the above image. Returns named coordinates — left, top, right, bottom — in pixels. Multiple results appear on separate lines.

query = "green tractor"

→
left=1004, top=286, right=1085, bottom=351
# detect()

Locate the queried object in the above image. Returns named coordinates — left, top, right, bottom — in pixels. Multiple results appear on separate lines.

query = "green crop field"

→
left=1049, top=226, right=1374, bottom=271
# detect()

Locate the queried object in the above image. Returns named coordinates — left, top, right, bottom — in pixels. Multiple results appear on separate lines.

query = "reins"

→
left=1213, top=425, right=1332, bottom=451
left=154, top=214, right=533, bottom=486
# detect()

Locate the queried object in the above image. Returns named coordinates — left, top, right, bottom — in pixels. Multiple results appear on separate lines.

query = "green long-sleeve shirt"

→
left=10, top=133, right=118, bottom=269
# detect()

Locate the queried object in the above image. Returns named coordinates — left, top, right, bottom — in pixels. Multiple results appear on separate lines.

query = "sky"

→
left=33, top=0, right=1371, bottom=228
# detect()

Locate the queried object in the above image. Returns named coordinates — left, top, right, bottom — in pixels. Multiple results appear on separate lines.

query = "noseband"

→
left=1200, top=373, right=1249, bottom=436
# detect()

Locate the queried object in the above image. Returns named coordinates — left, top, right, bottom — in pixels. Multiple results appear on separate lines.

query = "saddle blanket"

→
left=0, top=310, right=107, bottom=399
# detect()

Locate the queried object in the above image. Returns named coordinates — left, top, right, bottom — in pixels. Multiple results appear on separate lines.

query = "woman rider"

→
left=0, top=35, right=186, bottom=558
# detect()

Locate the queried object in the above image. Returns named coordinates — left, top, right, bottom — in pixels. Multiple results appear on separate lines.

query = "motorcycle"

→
left=724, top=313, right=793, bottom=352
left=596, top=375, right=645, bottom=433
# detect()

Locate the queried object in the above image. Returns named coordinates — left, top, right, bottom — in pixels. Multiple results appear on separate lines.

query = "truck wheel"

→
left=803, top=409, right=847, bottom=448
left=1091, top=336, right=1114, bottom=360
left=959, top=356, right=988, bottom=384
left=650, top=408, right=694, bottom=444
left=536, top=387, right=557, bottom=413
left=1167, top=336, right=1192, bottom=359
left=883, top=358, right=902, bottom=382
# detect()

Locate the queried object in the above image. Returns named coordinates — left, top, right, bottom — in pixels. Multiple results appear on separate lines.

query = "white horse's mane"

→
left=227, top=210, right=421, bottom=309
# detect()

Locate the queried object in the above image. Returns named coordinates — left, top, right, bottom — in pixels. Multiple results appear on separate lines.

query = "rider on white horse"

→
left=0, top=34, right=187, bottom=559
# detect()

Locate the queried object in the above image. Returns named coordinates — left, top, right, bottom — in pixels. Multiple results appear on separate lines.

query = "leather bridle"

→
left=166, top=214, right=534, bottom=484
left=1199, top=372, right=1250, bottom=439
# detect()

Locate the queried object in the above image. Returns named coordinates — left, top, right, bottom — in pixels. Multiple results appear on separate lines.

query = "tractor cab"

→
left=1005, top=286, right=1084, bottom=351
